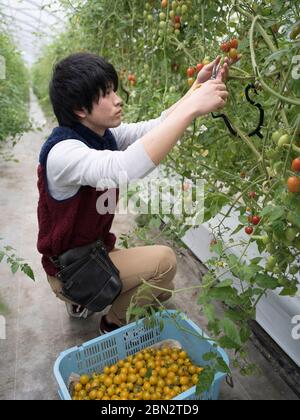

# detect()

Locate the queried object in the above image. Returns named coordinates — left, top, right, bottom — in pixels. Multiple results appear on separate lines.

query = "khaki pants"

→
left=47, top=245, right=177, bottom=326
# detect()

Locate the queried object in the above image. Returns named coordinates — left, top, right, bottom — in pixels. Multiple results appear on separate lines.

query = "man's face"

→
left=81, top=86, right=123, bottom=135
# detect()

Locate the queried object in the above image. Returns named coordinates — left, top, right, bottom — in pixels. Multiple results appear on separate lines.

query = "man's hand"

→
left=196, top=55, right=241, bottom=84
left=165, top=54, right=240, bottom=117
left=187, top=79, right=229, bottom=118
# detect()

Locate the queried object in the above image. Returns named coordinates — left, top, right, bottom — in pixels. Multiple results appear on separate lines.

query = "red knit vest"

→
left=37, top=165, right=119, bottom=276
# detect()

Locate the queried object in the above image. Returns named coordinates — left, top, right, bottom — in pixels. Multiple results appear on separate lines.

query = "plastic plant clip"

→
left=210, top=63, right=265, bottom=139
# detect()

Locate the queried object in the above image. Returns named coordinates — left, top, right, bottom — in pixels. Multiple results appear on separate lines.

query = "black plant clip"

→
left=211, top=83, right=265, bottom=139
left=211, top=111, right=238, bottom=136
left=210, top=63, right=265, bottom=138
left=245, top=83, right=265, bottom=139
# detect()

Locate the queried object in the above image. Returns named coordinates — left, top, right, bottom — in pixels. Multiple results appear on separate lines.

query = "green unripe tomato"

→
left=278, top=134, right=290, bottom=147
left=181, top=4, right=188, bottom=14
left=147, top=15, right=154, bottom=23
left=272, top=131, right=281, bottom=144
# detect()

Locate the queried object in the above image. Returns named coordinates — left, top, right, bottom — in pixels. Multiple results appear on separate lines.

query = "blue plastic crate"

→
left=54, top=310, right=229, bottom=400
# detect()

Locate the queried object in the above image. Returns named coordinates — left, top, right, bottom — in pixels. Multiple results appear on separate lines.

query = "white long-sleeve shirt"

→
left=46, top=112, right=167, bottom=201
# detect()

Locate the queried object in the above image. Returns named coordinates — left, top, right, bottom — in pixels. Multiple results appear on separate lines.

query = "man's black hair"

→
left=49, top=52, right=119, bottom=127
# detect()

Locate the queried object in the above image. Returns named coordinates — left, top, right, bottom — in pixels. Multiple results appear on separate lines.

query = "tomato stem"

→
left=249, top=16, right=300, bottom=107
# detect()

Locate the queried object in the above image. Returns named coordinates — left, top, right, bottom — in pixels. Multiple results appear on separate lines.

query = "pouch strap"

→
left=49, top=256, right=62, bottom=269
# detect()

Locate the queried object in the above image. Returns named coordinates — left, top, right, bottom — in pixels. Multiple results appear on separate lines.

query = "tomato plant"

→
left=0, top=32, right=31, bottom=143
left=33, top=0, right=300, bottom=389
left=0, top=24, right=34, bottom=307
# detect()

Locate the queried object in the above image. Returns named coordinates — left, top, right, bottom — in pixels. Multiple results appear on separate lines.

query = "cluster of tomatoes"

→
left=245, top=192, right=261, bottom=236
left=119, top=69, right=137, bottom=87
left=186, top=59, right=210, bottom=87
left=127, top=73, right=137, bottom=87
left=160, top=0, right=191, bottom=35
left=286, top=127, right=300, bottom=197
left=288, top=158, right=300, bottom=193
left=272, top=130, right=300, bottom=194
left=220, top=38, right=239, bottom=60
left=143, top=1, right=192, bottom=47
left=157, top=11, right=181, bottom=35
left=72, top=346, right=203, bottom=401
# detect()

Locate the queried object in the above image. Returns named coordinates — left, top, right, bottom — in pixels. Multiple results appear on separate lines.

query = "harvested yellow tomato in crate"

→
left=54, top=311, right=229, bottom=400
left=71, top=345, right=204, bottom=400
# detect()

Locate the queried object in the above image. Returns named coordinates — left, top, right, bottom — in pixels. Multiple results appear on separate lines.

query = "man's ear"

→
left=74, top=109, right=87, bottom=119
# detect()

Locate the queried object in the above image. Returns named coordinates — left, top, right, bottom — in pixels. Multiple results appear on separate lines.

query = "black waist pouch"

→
left=51, top=240, right=122, bottom=312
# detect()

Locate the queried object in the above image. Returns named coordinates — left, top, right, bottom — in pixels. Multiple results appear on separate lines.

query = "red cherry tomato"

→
left=187, top=67, right=196, bottom=78
left=291, top=158, right=300, bottom=172
left=230, top=39, right=239, bottom=49
left=128, top=74, right=136, bottom=82
left=287, top=176, right=300, bottom=193
left=245, top=227, right=254, bottom=235
left=221, top=42, right=230, bottom=53
left=196, top=63, right=204, bottom=72
left=252, top=216, right=261, bottom=226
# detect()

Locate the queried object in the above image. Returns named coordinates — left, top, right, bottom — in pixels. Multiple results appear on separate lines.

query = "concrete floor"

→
left=0, top=93, right=298, bottom=400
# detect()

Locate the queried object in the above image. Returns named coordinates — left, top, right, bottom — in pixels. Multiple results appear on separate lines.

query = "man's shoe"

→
left=65, top=303, right=94, bottom=319
left=99, top=315, right=120, bottom=335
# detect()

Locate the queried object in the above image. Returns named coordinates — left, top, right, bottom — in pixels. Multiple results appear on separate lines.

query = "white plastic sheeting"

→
left=0, top=0, right=66, bottom=64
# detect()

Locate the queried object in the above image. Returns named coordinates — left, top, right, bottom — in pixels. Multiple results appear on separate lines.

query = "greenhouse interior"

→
left=0, top=0, right=299, bottom=402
